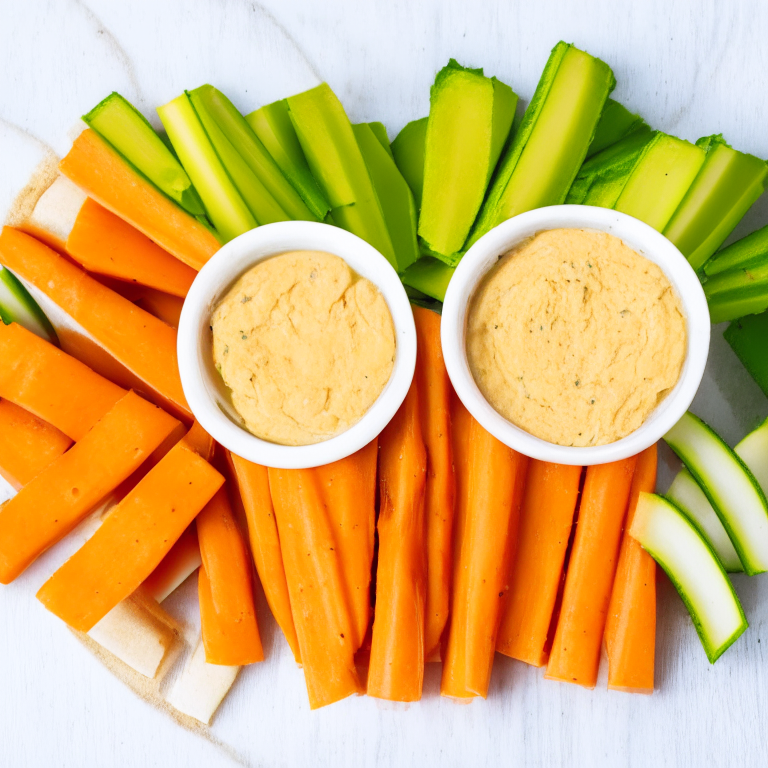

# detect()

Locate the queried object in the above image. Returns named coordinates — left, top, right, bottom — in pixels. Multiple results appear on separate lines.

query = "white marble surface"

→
left=2, top=1, right=768, bottom=766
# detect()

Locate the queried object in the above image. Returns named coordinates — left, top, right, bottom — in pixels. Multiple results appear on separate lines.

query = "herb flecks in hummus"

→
left=211, top=250, right=395, bottom=446
left=466, top=228, right=686, bottom=447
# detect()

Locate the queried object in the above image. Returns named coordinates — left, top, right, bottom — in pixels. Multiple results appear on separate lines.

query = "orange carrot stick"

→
left=314, top=439, right=377, bottom=651
left=0, top=227, right=190, bottom=420
left=604, top=444, right=658, bottom=693
left=0, top=391, right=180, bottom=584
left=269, top=467, right=362, bottom=708
left=412, top=306, right=456, bottom=660
left=66, top=198, right=197, bottom=297
left=59, top=130, right=220, bottom=270
left=143, top=523, right=201, bottom=603
left=545, top=456, right=638, bottom=688
left=441, top=413, right=528, bottom=699
left=0, top=322, right=125, bottom=441
left=133, top=289, right=184, bottom=329
left=0, top=399, right=72, bottom=489
left=198, top=487, right=264, bottom=666
left=228, top=453, right=300, bottom=663
left=496, top=460, right=582, bottom=666
left=368, top=381, right=428, bottom=702
left=37, top=440, right=223, bottom=631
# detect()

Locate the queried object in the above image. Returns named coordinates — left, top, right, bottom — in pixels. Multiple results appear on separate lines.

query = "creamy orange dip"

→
left=466, top=228, right=686, bottom=447
left=211, top=250, right=395, bottom=446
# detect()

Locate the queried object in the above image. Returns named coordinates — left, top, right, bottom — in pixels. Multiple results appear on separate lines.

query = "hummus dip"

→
left=466, top=228, right=686, bottom=447
left=211, top=250, right=395, bottom=446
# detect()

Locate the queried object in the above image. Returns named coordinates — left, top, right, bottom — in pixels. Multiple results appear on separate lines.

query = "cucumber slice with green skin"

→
left=83, top=92, right=205, bottom=216
left=0, top=267, right=57, bottom=345
left=735, top=417, right=768, bottom=498
left=629, top=492, right=748, bottom=664
left=400, top=256, right=454, bottom=302
left=664, top=411, right=768, bottom=575
left=245, top=99, right=331, bottom=221
left=723, top=313, right=768, bottom=398
left=391, top=117, right=428, bottom=210
left=353, top=123, right=420, bottom=272
left=158, top=92, right=256, bottom=243
left=704, top=223, right=768, bottom=277
left=189, top=86, right=316, bottom=223
left=664, top=135, right=768, bottom=272
left=703, top=260, right=768, bottom=323
left=586, top=98, right=647, bottom=159
left=666, top=468, right=743, bottom=572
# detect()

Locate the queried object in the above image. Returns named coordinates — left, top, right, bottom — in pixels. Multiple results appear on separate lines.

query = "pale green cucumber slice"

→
left=666, top=468, right=743, bottom=572
left=0, top=267, right=57, bottom=345
left=665, top=411, right=768, bottom=575
left=735, top=418, right=768, bottom=498
left=630, top=492, right=747, bottom=663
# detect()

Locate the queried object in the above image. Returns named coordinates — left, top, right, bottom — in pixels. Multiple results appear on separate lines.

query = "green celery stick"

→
left=724, top=312, right=768, bottom=397
left=400, top=256, right=455, bottom=302
left=404, top=285, right=443, bottom=314
left=286, top=83, right=396, bottom=267
left=704, top=262, right=768, bottom=323
left=664, top=135, right=768, bottom=271
left=245, top=99, right=331, bottom=220
left=158, top=93, right=256, bottom=242
left=468, top=43, right=615, bottom=247
left=391, top=117, right=428, bottom=209
left=189, top=86, right=315, bottom=222
left=84, top=92, right=205, bottom=216
left=420, top=60, right=517, bottom=260
left=614, top=134, right=706, bottom=231
left=705, top=224, right=768, bottom=276
left=368, top=122, right=394, bottom=157
left=566, top=126, right=654, bottom=206
left=353, top=123, right=419, bottom=271
left=586, top=98, right=647, bottom=158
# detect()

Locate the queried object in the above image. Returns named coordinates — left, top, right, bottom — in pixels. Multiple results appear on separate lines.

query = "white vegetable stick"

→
left=145, top=543, right=202, bottom=604
left=166, top=637, right=239, bottom=725
left=23, top=175, right=85, bottom=250
left=87, top=589, right=180, bottom=678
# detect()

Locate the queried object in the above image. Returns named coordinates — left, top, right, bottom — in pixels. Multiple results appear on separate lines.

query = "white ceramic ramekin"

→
left=441, top=205, right=710, bottom=466
left=177, top=221, right=416, bottom=469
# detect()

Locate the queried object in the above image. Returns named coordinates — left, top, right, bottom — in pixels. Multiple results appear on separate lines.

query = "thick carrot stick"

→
left=228, top=453, right=300, bottom=663
left=269, top=467, right=362, bottom=708
left=545, top=456, right=638, bottom=688
left=0, top=322, right=125, bottom=440
left=0, top=399, right=72, bottom=489
left=0, top=227, right=190, bottom=420
left=37, top=441, right=223, bottom=631
left=314, top=439, right=377, bottom=651
left=59, top=129, right=220, bottom=270
left=0, top=227, right=191, bottom=418
left=133, top=289, right=184, bottom=329
left=198, top=486, right=264, bottom=666
left=0, top=391, right=180, bottom=584
left=604, top=444, right=658, bottom=693
left=368, top=381, right=428, bottom=702
left=66, top=198, right=197, bottom=297
left=412, top=306, right=456, bottom=659
left=143, top=523, right=201, bottom=603
left=441, top=413, right=528, bottom=699
left=496, top=460, right=583, bottom=666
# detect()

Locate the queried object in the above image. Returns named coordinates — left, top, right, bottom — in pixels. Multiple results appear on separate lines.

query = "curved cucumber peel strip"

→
left=391, top=117, right=427, bottom=210
left=666, top=468, right=743, bottom=572
left=724, top=313, right=768, bottom=398
left=735, top=417, right=768, bottom=498
left=0, top=267, right=57, bottom=345
left=158, top=93, right=256, bottom=242
left=664, top=411, right=768, bottom=575
left=630, top=493, right=747, bottom=664
left=664, top=136, right=768, bottom=272
left=84, top=92, right=205, bottom=216
left=246, top=100, right=331, bottom=221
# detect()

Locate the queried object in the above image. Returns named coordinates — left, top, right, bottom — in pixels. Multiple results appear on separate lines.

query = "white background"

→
left=2, top=1, right=768, bottom=766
